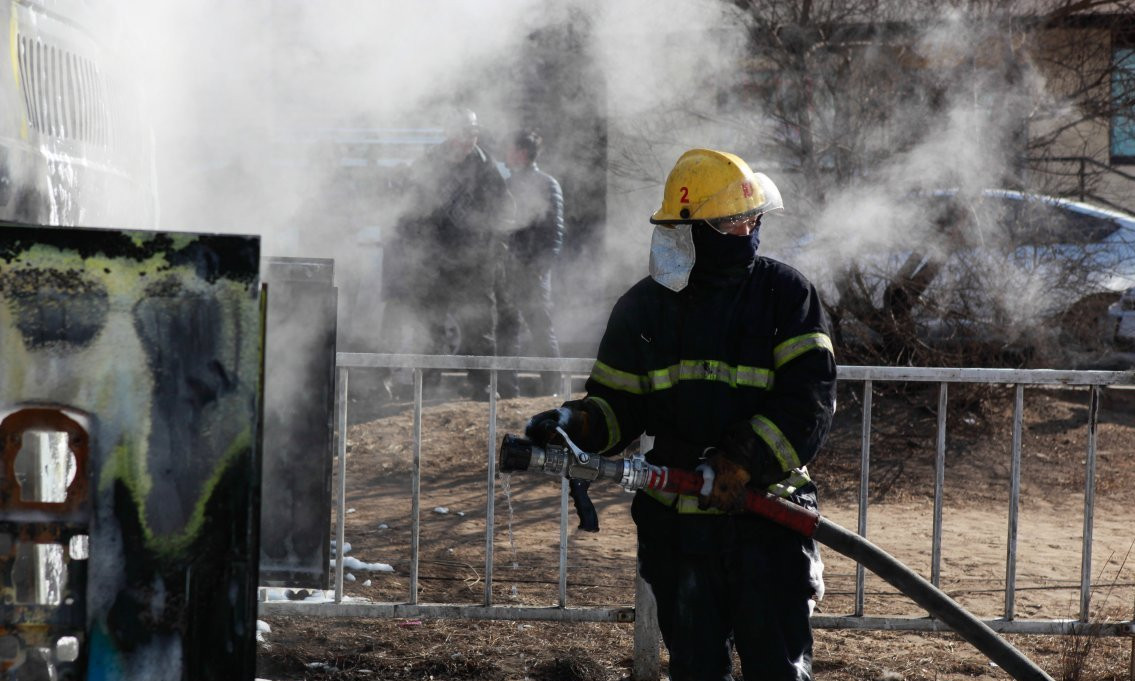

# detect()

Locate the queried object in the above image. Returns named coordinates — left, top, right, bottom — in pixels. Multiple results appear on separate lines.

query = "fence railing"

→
left=259, top=354, right=1135, bottom=679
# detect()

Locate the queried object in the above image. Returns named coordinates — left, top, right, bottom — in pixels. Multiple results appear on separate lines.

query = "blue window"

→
left=1111, top=46, right=1135, bottom=163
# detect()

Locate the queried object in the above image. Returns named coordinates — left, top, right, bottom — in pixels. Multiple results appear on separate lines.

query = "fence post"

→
left=633, top=433, right=660, bottom=681
left=633, top=548, right=660, bottom=681
left=334, top=367, right=349, bottom=603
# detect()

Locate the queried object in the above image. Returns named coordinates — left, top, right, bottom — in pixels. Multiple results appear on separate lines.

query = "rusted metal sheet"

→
left=0, top=223, right=262, bottom=680
left=0, top=407, right=91, bottom=681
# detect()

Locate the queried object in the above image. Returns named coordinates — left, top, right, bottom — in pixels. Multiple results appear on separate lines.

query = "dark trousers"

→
left=634, top=494, right=817, bottom=681
left=379, top=262, right=496, bottom=400
left=434, top=265, right=495, bottom=399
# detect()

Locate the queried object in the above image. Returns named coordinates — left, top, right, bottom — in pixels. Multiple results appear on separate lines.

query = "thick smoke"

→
left=119, top=1, right=547, bottom=247
left=595, top=3, right=1092, bottom=358
left=107, top=0, right=1097, bottom=362
left=795, top=9, right=1062, bottom=335
left=115, top=0, right=563, bottom=357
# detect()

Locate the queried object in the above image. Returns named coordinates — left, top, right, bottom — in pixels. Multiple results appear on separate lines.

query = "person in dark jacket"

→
left=497, top=128, right=565, bottom=398
left=524, top=148, right=836, bottom=680
left=381, top=108, right=511, bottom=400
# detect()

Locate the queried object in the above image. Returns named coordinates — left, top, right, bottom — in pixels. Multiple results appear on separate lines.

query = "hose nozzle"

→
left=499, top=434, right=539, bottom=472
left=498, top=433, right=648, bottom=491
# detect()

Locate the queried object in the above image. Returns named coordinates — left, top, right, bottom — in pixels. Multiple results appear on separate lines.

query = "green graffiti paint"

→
left=0, top=222, right=263, bottom=680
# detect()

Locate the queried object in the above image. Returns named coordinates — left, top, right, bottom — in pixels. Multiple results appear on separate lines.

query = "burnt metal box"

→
left=0, top=223, right=263, bottom=680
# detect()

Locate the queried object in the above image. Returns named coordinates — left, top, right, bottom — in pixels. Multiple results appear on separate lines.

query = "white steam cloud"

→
left=83, top=1, right=1098, bottom=359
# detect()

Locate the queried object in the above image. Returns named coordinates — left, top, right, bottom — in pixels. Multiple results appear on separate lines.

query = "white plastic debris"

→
left=434, top=506, right=449, bottom=514
left=334, top=556, right=394, bottom=572
left=306, top=661, right=336, bottom=670
left=260, top=588, right=368, bottom=604
left=262, top=588, right=333, bottom=603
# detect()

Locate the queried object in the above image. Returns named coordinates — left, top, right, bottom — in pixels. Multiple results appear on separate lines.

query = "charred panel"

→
left=0, top=222, right=263, bottom=681
left=259, top=257, right=336, bottom=588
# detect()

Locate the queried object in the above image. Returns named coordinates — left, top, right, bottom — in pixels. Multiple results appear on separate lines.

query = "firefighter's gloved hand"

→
left=696, top=449, right=751, bottom=513
left=569, top=479, right=599, bottom=532
left=524, top=406, right=587, bottom=447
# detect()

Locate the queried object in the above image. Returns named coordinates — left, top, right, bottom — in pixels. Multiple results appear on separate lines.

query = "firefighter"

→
left=524, top=148, right=836, bottom=680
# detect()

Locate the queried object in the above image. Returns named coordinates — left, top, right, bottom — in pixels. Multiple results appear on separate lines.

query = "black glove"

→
left=524, top=405, right=588, bottom=447
left=569, top=479, right=599, bottom=532
left=526, top=405, right=600, bottom=531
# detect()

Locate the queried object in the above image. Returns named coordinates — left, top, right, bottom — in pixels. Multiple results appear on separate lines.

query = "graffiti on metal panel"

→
left=0, top=224, right=262, bottom=680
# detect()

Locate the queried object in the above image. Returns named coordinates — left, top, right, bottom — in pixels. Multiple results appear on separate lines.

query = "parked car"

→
left=817, top=188, right=1135, bottom=363
left=1108, top=287, right=1135, bottom=350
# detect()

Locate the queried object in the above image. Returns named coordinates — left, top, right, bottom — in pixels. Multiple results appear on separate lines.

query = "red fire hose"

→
left=499, top=435, right=1055, bottom=681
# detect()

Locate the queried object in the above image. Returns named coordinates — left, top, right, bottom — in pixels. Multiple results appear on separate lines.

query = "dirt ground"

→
left=256, top=379, right=1135, bottom=681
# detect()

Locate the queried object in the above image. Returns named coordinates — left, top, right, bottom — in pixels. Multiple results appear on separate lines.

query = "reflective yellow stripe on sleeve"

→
left=772, top=332, right=834, bottom=370
left=766, top=467, right=812, bottom=498
left=749, top=415, right=803, bottom=472
left=585, top=395, right=621, bottom=453
left=590, top=360, right=650, bottom=394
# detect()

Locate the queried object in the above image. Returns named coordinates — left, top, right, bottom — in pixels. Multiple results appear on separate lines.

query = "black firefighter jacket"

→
left=570, top=248, right=837, bottom=515
left=383, top=143, right=510, bottom=299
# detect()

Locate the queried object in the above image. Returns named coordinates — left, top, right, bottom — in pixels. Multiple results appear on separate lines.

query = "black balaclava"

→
left=689, top=222, right=760, bottom=286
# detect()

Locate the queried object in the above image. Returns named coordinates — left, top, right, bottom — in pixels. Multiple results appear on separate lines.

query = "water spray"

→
left=499, top=432, right=1055, bottom=681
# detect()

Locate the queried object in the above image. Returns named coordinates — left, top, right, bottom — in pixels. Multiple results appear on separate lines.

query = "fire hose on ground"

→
left=498, top=432, right=1055, bottom=681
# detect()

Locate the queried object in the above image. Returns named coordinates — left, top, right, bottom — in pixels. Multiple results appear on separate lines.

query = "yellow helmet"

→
left=650, top=148, right=783, bottom=225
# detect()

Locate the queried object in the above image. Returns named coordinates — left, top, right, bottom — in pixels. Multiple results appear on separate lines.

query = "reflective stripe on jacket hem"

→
left=642, top=466, right=811, bottom=514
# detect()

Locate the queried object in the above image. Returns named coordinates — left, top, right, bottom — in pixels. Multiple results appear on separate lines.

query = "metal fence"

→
left=259, top=353, right=1135, bottom=678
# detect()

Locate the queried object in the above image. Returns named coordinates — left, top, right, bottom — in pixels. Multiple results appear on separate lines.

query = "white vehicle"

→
left=1, top=0, right=155, bottom=226
left=1108, top=287, right=1135, bottom=349
left=818, top=188, right=1135, bottom=360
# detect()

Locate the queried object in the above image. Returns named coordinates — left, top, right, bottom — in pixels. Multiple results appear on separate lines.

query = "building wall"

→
left=1031, top=24, right=1135, bottom=212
